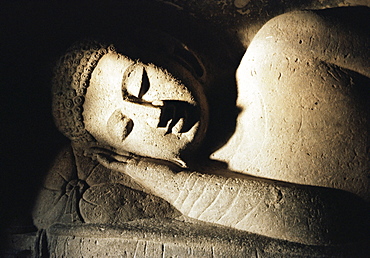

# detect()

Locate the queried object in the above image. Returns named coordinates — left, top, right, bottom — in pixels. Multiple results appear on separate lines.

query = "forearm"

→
left=171, top=173, right=310, bottom=242
left=131, top=165, right=367, bottom=245
left=97, top=153, right=368, bottom=245
left=125, top=162, right=265, bottom=226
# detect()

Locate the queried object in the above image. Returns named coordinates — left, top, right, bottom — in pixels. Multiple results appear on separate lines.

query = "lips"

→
left=157, top=100, right=200, bottom=135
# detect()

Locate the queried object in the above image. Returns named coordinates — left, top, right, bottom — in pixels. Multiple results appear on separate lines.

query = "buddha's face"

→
left=83, top=52, right=207, bottom=163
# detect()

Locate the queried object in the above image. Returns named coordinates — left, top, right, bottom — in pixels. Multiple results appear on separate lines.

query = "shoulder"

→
left=42, top=145, right=77, bottom=190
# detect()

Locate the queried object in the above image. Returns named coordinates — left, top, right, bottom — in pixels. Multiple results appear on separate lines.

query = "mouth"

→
left=156, top=100, right=200, bottom=135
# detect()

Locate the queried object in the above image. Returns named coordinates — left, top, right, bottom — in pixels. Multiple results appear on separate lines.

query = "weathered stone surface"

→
left=212, top=10, right=370, bottom=201
left=2, top=1, right=366, bottom=256
left=44, top=220, right=369, bottom=257
left=80, top=183, right=179, bottom=224
left=99, top=154, right=369, bottom=246
left=82, top=51, right=208, bottom=163
left=33, top=145, right=179, bottom=230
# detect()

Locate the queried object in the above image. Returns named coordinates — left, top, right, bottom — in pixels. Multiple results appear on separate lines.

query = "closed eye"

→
left=138, top=67, right=150, bottom=99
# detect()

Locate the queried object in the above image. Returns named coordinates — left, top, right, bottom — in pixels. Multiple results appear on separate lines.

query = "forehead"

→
left=86, top=53, right=127, bottom=110
left=93, top=52, right=134, bottom=81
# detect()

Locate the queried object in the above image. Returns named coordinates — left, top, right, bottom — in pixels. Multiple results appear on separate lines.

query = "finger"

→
left=95, top=154, right=117, bottom=171
left=182, top=104, right=199, bottom=133
left=115, top=149, right=137, bottom=159
left=158, top=104, right=174, bottom=128
left=90, top=147, right=133, bottom=160
left=179, top=108, right=188, bottom=133
left=112, top=153, right=133, bottom=163
left=90, top=147, right=115, bottom=156
left=172, top=117, right=184, bottom=134
left=96, top=154, right=127, bottom=172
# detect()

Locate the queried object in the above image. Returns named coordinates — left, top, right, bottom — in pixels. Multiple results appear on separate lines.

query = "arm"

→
left=95, top=149, right=368, bottom=246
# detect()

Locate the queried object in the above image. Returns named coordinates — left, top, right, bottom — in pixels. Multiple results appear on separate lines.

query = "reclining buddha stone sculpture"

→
left=32, top=10, right=369, bottom=256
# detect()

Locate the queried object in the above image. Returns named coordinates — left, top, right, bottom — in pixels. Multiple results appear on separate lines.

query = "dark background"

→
left=0, top=0, right=243, bottom=246
left=1, top=0, right=368, bottom=249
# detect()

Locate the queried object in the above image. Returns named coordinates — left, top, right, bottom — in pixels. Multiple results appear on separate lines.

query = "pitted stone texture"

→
left=32, top=146, right=179, bottom=230
left=212, top=11, right=370, bottom=201
left=108, top=158, right=369, bottom=246
left=31, top=6, right=370, bottom=256
left=80, top=183, right=180, bottom=224
left=82, top=52, right=208, bottom=164
left=45, top=220, right=369, bottom=257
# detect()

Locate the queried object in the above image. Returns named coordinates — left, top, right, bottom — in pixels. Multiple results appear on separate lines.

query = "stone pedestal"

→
left=6, top=219, right=370, bottom=257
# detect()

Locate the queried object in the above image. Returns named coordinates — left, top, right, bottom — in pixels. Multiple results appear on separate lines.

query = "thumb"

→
left=96, top=152, right=137, bottom=172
